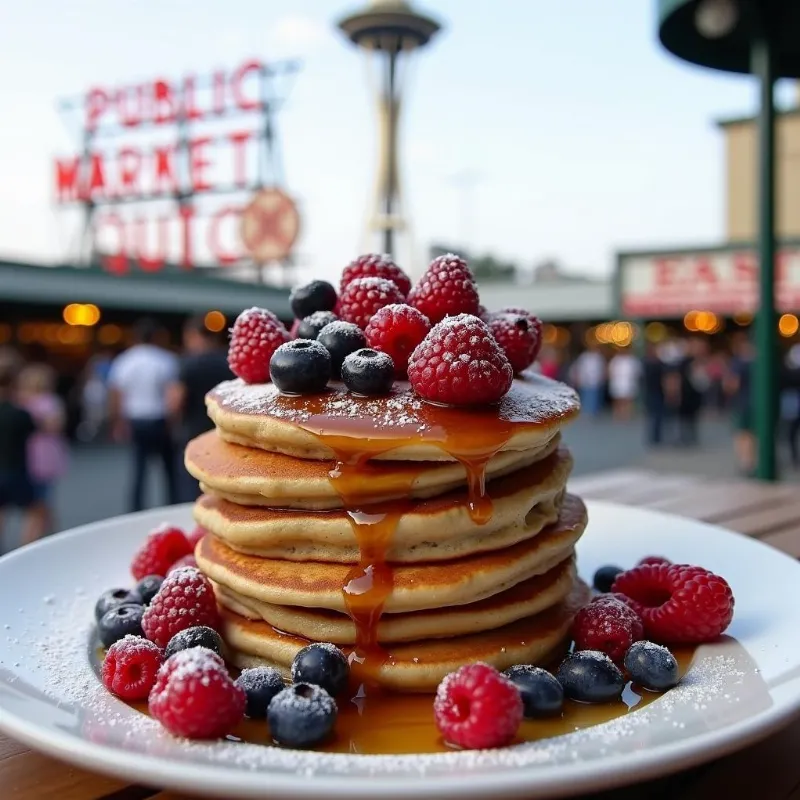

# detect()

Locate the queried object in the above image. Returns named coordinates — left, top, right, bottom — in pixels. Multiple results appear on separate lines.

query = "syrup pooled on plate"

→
left=113, top=646, right=695, bottom=755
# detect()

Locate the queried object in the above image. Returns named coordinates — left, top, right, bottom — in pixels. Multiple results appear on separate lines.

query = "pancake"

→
left=212, top=556, right=577, bottom=643
left=186, top=429, right=560, bottom=510
left=206, top=371, right=580, bottom=462
left=221, top=580, right=592, bottom=692
left=193, top=447, right=573, bottom=562
left=196, top=494, right=587, bottom=614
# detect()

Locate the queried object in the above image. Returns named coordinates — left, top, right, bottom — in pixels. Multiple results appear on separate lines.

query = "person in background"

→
left=0, top=363, right=45, bottom=547
left=108, top=319, right=179, bottom=512
left=781, top=344, right=800, bottom=467
left=538, top=347, right=561, bottom=381
left=676, top=337, right=708, bottom=446
left=167, top=315, right=233, bottom=503
left=17, top=363, right=69, bottom=535
left=726, top=333, right=756, bottom=475
left=642, top=343, right=666, bottom=446
left=570, top=341, right=606, bottom=417
left=608, top=347, right=640, bottom=421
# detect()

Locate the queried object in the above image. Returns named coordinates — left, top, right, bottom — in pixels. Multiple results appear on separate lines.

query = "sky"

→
left=0, top=0, right=796, bottom=283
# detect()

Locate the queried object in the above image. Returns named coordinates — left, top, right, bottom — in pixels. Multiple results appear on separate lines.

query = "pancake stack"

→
left=187, top=371, right=588, bottom=692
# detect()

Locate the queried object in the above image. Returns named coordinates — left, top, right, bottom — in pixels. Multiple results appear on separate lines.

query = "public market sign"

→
left=53, top=60, right=299, bottom=273
left=619, top=246, right=800, bottom=316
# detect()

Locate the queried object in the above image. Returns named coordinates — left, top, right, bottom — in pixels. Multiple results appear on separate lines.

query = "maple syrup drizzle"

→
left=279, top=399, right=520, bottom=690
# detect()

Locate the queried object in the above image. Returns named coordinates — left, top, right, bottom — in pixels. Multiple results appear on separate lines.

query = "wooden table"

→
left=4, top=469, right=800, bottom=800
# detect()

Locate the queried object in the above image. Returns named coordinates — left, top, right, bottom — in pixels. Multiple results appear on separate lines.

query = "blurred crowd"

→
left=540, top=333, right=800, bottom=476
left=0, top=316, right=231, bottom=547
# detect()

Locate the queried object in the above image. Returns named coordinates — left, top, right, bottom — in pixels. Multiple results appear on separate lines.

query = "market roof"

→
left=0, top=260, right=291, bottom=317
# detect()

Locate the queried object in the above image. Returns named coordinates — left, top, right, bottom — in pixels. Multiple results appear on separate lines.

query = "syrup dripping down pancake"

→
left=193, top=447, right=572, bottom=562
left=186, top=429, right=561, bottom=510
left=212, top=557, right=577, bottom=644
left=196, top=495, right=587, bottom=614
left=221, top=580, right=592, bottom=692
left=206, top=371, right=580, bottom=462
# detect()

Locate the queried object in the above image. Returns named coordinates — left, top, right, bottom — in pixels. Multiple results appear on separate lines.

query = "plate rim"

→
left=1, top=500, right=800, bottom=799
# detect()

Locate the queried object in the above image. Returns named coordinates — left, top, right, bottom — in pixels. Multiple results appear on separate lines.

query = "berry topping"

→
left=95, top=588, right=142, bottom=622
left=164, top=625, right=224, bottom=660
left=638, top=555, right=672, bottom=567
left=623, top=641, right=680, bottom=691
left=135, top=575, right=164, bottom=606
left=556, top=650, right=625, bottom=704
left=228, top=307, right=290, bottom=384
left=236, top=666, right=286, bottom=719
left=297, top=311, right=338, bottom=340
left=98, top=604, right=145, bottom=648
left=186, top=526, right=206, bottom=549
left=340, top=253, right=411, bottom=297
left=102, top=635, right=163, bottom=700
left=130, top=525, right=193, bottom=581
left=611, top=563, right=734, bottom=643
left=487, top=312, right=542, bottom=374
left=167, top=554, right=197, bottom=574
left=433, top=662, right=523, bottom=750
left=591, top=592, right=636, bottom=608
left=149, top=647, right=245, bottom=739
left=317, top=321, right=367, bottom=376
left=408, top=314, right=514, bottom=405
left=290, top=280, right=338, bottom=320
left=141, top=567, right=220, bottom=648
left=269, top=340, right=332, bottom=395
left=572, top=597, right=644, bottom=663
left=503, top=665, right=564, bottom=718
left=341, top=348, right=395, bottom=396
left=592, top=565, right=624, bottom=594
left=268, top=683, right=338, bottom=748
left=407, top=253, right=480, bottom=323
left=336, top=276, right=405, bottom=330
left=364, top=303, right=431, bottom=375
left=291, top=642, right=350, bottom=698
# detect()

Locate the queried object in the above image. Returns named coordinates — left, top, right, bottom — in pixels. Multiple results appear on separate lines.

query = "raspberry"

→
left=638, top=555, right=672, bottom=567
left=407, top=254, right=480, bottom=323
left=102, top=635, right=163, bottom=700
left=478, top=304, right=491, bottom=322
left=130, top=525, right=192, bottom=581
left=591, top=592, right=636, bottom=608
left=336, top=277, right=405, bottom=329
left=141, top=567, right=220, bottom=648
left=227, top=307, right=290, bottom=384
left=149, top=647, right=245, bottom=739
left=488, top=312, right=542, bottom=373
left=494, top=308, right=543, bottom=364
left=167, top=554, right=197, bottom=574
left=341, top=253, right=411, bottom=297
left=612, top=564, right=734, bottom=643
left=408, top=314, right=513, bottom=405
left=572, top=598, right=644, bottom=662
left=364, top=304, right=431, bottom=375
left=186, top=526, right=206, bottom=549
left=434, top=662, right=522, bottom=749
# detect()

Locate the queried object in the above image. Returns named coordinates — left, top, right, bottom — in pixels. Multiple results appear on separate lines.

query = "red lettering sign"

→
left=208, top=206, right=241, bottom=265
left=228, top=130, right=251, bottom=186
left=189, top=136, right=213, bottom=192
left=232, top=60, right=262, bottom=111
left=153, top=80, right=176, bottom=124
left=55, top=157, right=81, bottom=202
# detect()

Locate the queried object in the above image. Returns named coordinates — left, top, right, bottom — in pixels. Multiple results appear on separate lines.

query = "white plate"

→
left=0, top=501, right=799, bottom=799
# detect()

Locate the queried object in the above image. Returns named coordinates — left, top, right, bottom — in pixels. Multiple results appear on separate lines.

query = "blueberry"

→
left=135, top=575, right=164, bottom=606
left=236, top=666, right=285, bottom=718
left=317, top=321, right=367, bottom=376
left=164, top=625, right=224, bottom=659
left=297, top=311, right=338, bottom=340
left=341, top=348, right=395, bottom=396
left=98, top=604, right=144, bottom=648
left=269, top=340, right=331, bottom=394
left=623, top=641, right=679, bottom=691
left=290, top=280, right=337, bottom=320
left=94, top=588, right=142, bottom=622
left=556, top=650, right=625, bottom=703
left=592, top=565, right=623, bottom=594
left=291, top=642, right=349, bottom=697
left=504, top=665, right=564, bottom=718
left=267, top=682, right=337, bottom=748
